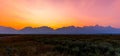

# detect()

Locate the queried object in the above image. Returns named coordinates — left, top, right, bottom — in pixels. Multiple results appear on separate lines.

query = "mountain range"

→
left=0, top=25, right=120, bottom=34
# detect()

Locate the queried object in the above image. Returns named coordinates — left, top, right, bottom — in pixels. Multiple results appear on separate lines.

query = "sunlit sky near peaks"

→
left=0, top=0, right=120, bottom=29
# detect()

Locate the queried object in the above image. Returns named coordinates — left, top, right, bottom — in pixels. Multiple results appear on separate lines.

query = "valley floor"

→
left=0, top=34, right=120, bottom=56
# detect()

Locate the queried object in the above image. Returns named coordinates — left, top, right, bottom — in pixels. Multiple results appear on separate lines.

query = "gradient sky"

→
left=0, top=0, right=120, bottom=29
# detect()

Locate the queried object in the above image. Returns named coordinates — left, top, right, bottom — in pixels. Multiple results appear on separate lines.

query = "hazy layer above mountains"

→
left=0, top=25, right=120, bottom=34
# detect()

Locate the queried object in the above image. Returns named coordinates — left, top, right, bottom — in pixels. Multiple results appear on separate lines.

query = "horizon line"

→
left=0, top=25, right=118, bottom=30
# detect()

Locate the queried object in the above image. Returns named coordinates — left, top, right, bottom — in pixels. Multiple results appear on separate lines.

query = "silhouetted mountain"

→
left=0, top=26, right=17, bottom=34
left=56, top=26, right=82, bottom=34
left=19, top=26, right=54, bottom=34
left=0, top=25, right=120, bottom=34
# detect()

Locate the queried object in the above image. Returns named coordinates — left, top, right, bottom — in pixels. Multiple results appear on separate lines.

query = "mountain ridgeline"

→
left=0, top=25, right=120, bottom=34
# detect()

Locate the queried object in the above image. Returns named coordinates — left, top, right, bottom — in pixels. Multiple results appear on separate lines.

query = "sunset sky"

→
left=0, top=0, right=120, bottom=29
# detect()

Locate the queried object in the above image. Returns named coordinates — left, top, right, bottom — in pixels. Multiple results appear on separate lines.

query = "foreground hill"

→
left=0, top=25, right=120, bottom=34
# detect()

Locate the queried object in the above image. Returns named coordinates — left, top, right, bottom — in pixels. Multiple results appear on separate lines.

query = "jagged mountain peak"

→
left=0, top=25, right=119, bottom=34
